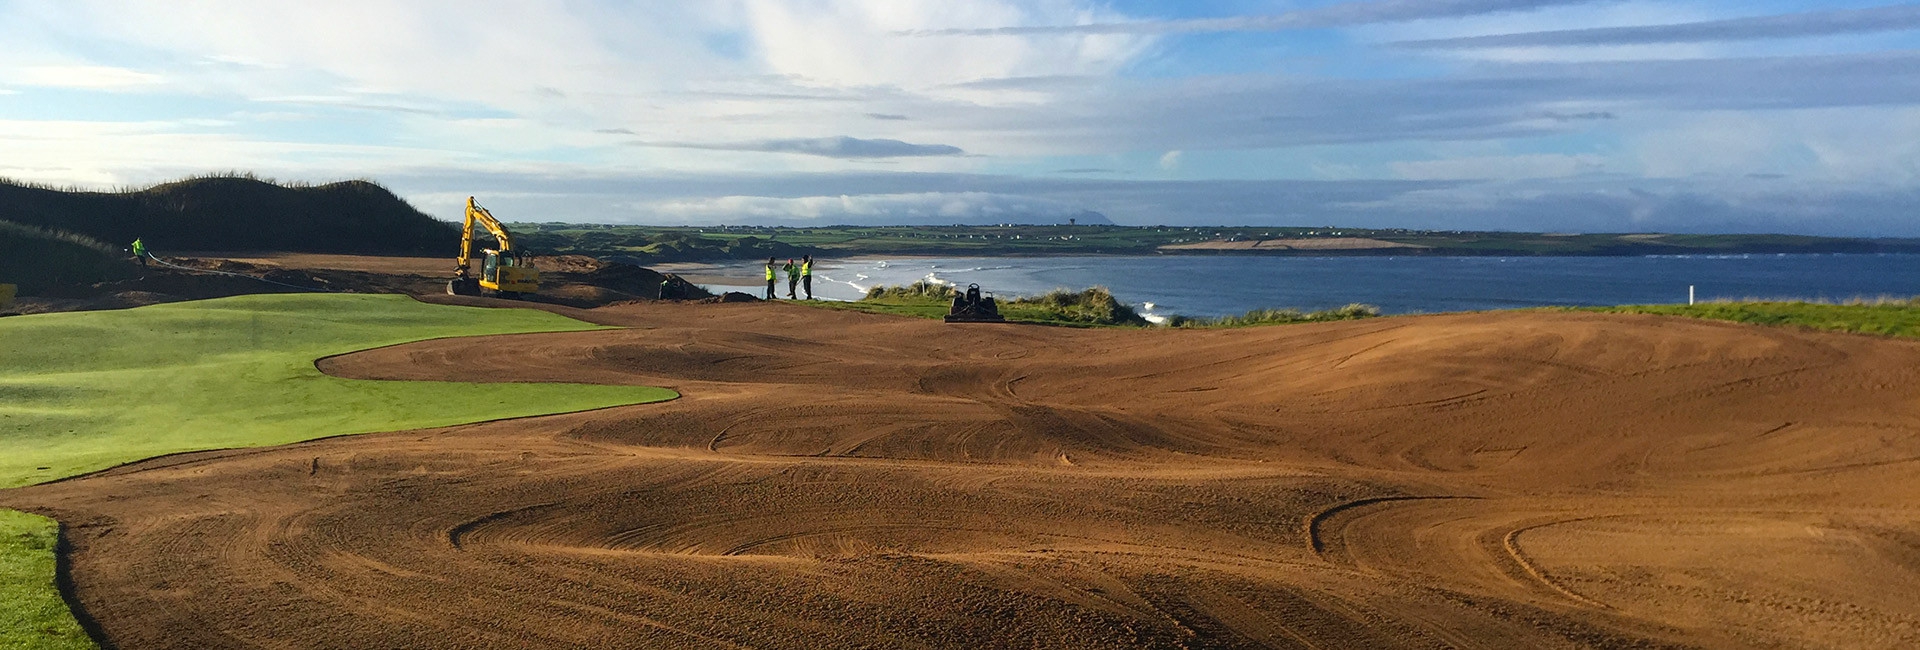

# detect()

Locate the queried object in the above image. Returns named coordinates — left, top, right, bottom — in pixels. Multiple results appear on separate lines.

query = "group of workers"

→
left=765, top=255, right=813, bottom=300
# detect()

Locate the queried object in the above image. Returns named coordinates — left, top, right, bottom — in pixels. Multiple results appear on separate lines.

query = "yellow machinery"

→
left=448, top=196, right=540, bottom=298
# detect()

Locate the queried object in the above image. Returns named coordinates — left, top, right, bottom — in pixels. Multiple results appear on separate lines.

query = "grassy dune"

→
left=0, top=220, right=136, bottom=296
left=0, top=293, right=676, bottom=650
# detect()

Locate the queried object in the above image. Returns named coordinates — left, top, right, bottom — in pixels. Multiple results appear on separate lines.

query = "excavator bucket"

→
left=945, top=283, right=1006, bottom=323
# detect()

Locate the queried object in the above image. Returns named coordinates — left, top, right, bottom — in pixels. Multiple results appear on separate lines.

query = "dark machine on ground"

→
left=945, top=283, right=1005, bottom=323
left=448, top=196, right=539, bottom=298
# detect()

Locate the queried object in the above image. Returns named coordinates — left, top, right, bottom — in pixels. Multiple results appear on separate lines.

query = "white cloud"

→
left=1631, top=107, right=1920, bottom=183
left=743, top=0, right=1150, bottom=101
left=1158, top=150, right=1182, bottom=170
left=9, top=65, right=162, bottom=89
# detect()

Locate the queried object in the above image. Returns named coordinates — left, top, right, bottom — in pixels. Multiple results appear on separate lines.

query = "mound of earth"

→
left=7, top=305, right=1920, bottom=648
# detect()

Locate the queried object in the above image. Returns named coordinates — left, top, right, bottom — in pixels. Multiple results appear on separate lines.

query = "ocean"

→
left=688, top=254, right=1920, bottom=320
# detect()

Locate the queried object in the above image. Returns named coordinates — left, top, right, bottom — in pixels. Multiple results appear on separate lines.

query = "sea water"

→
left=693, top=254, right=1920, bottom=319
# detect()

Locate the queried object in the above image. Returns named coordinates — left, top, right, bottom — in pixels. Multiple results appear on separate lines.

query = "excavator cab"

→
left=481, top=249, right=538, bottom=295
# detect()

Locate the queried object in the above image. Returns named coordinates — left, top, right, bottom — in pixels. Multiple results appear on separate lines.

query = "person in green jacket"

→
left=764, top=257, right=777, bottom=300
left=801, top=255, right=814, bottom=300
left=131, top=238, right=148, bottom=267
left=782, top=258, right=799, bottom=299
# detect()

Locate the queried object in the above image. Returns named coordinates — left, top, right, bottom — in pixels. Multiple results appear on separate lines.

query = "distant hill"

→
left=0, top=175, right=457, bottom=255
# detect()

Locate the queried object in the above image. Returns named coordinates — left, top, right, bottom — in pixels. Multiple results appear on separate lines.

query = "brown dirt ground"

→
left=7, top=300, right=1920, bottom=648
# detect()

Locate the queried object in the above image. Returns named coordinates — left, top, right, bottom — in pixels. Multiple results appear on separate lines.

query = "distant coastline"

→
left=518, top=222, right=1920, bottom=265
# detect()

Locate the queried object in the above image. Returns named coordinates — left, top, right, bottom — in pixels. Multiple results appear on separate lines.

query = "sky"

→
left=3, top=0, right=1920, bottom=235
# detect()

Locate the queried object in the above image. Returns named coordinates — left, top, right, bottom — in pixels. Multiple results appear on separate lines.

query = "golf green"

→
left=0, top=293, right=674, bottom=488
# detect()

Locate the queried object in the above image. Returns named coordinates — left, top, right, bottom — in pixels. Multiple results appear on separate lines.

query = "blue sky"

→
left=3, top=1, right=1920, bottom=234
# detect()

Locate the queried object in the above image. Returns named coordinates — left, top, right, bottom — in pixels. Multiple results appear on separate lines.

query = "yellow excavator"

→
left=448, top=196, right=539, bottom=298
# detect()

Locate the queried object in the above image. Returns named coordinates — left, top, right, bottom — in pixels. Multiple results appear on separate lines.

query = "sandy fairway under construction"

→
left=8, top=300, right=1920, bottom=648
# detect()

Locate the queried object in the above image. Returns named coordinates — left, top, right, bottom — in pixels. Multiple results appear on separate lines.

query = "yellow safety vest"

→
left=801, top=260, right=811, bottom=276
left=765, top=265, right=775, bottom=281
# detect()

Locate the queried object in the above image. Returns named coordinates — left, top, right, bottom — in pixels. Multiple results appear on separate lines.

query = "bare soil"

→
left=6, top=300, right=1920, bottom=648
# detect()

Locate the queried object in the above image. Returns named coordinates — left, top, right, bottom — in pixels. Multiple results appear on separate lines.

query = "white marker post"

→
left=1689, top=285, right=1696, bottom=305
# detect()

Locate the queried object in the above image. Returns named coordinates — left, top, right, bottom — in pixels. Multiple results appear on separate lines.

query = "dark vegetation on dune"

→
left=0, top=174, right=456, bottom=257
left=0, top=220, right=138, bottom=295
left=1165, top=303, right=1381, bottom=327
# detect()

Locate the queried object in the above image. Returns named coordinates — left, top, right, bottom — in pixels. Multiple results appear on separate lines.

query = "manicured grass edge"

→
left=0, top=510, right=92, bottom=650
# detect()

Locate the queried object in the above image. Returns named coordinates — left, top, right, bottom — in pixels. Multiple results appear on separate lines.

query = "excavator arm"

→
left=455, top=196, right=517, bottom=274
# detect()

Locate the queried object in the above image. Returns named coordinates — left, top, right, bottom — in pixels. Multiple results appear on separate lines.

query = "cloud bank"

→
left=644, top=136, right=965, bottom=159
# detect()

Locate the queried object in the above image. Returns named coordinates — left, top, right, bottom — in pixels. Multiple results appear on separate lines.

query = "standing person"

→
left=783, top=258, right=799, bottom=299
left=801, top=255, right=814, bottom=300
left=131, top=237, right=148, bottom=267
left=764, top=257, right=777, bottom=299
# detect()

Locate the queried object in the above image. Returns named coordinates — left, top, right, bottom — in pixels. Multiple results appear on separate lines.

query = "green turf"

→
left=1584, top=300, right=1920, bottom=339
left=0, top=511, right=89, bottom=650
left=0, top=293, right=675, bottom=488
left=0, top=293, right=677, bottom=649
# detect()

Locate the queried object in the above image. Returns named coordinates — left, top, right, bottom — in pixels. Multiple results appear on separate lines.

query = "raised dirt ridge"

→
left=6, top=302, right=1920, bottom=648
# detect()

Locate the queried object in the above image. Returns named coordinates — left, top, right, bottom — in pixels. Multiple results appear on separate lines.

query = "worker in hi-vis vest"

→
left=782, top=258, right=799, bottom=299
left=764, top=257, right=777, bottom=300
left=800, top=255, right=814, bottom=300
left=131, top=238, right=148, bottom=267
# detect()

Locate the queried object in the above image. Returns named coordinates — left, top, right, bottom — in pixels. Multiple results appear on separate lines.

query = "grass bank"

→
left=0, top=511, right=88, bottom=650
left=1585, top=299, right=1920, bottom=339
left=0, top=293, right=677, bottom=649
